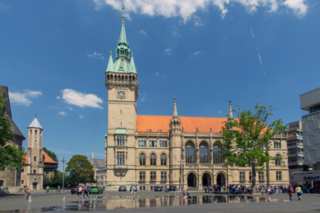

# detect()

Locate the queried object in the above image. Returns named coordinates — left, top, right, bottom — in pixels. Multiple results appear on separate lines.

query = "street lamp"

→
left=178, top=160, right=185, bottom=190
left=61, top=157, right=66, bottom=191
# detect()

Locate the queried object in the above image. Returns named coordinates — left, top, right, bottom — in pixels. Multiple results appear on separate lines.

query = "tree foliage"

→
left=0, top=96, right=26, bottom=171
left=43, top=170, right=70, bottom=188
left=43, top=147, right=58, bottom=162
left=66, top=155, right=95, bottom=186
left=217, top=101, right=287, bottom=188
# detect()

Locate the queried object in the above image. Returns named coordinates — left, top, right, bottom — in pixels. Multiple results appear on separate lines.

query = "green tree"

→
left=0, top=96, right=26, bottom=171
left=66, top=155, right=95, bottom=186
left=43, top=147, right=58, bottom=162
left=217, top=101, right=287, bottom=188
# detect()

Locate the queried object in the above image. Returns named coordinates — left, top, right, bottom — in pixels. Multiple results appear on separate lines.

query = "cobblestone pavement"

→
left=0, top=191, right=320, bottom=213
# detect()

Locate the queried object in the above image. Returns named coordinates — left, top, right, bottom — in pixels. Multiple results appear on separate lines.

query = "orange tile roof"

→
left=43, top=151, right=58, bottom=164
left=23, top=154, right=30, bottom=164
left=136, top=115, right=228, bottom=133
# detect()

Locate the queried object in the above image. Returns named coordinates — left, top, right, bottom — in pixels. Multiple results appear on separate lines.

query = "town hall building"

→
left=104, top=9, right=289, bottom=190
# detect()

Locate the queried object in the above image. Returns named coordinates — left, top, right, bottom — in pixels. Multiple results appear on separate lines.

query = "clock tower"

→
left=105, top=6, right=139, bottom=188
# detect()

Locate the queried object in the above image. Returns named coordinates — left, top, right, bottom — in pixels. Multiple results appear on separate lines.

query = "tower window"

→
left=116, top=136, right=125, bottom=146
left=21, top=168, right=24, bottom=173
left=35, top=130, right=37, bottom=135
left=117, top=152, right=125, bottom=165
left=120, top=110, right=122, bottom=114
left=33, top=170, right=36, bottom=174
left=35, top=140, right=37, bottom=142
left=34, top=156, right=37, bottom=162
left=21, top=180, right=24, bottom=184
left=30, top=130, right=32, bottom=134
left=120, top=122, right=122, bottom=127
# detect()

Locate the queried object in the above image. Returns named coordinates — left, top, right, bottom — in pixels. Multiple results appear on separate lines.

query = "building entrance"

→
left=216, top=173, right=225, bottom=186
left=202, top=173, right=211, bottom=186
left=32, top=183, right=38, bottom=190
left=187, top=173, right=196, bottom=187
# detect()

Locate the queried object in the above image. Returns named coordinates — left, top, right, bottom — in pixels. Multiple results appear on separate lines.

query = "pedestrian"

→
left=187, top=188, right=192, bottom=200
left=84, top=185, right=89, bottom=198
left=24, top=185, right=29, bottom=200
left=46, top=186, right=49, bottom=193
left=288, top=185, right=294, bottom=201
left=82, top=185, right=85, bottom=198
left=182, top=189, right=186, bottom=198
left=295, top=185, right=302, bottom=201
left=78, top=185, right=82, bottom=197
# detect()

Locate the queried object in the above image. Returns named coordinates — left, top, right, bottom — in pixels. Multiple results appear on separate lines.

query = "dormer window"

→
left=116, top=136, right=125, bottom=146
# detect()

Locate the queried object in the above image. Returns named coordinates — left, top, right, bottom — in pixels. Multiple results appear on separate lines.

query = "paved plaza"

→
left=1, top=190, right=320, bottom=213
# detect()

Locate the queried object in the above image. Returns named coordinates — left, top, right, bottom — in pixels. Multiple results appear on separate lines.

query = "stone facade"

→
left=90, top=153, right=107, bottom=186
left=104, top=12, right=290, bottom=191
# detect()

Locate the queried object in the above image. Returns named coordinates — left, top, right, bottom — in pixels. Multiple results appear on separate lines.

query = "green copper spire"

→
left=116, top=5, right=130, bottom=60
left=128, top=53, right=137, bottom=74
left=106, top=51, right=114, bottom=72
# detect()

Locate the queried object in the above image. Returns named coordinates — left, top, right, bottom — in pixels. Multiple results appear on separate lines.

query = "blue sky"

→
left=1, top=0, right=319, bottom=171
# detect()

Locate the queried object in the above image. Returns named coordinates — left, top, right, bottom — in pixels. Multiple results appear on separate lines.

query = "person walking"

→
left=187, top=188, right=192, bottom=199
left=84, top=185, right=89, bottom=198
left=295, top=185, right=302, bottom=200
left=288, top=186, right=294, bottom=201
left=82, top=185, right=85, bottom=198
left=46, top=186, right=49, bottom=193
left=78, top=185, right=82, bottom=197
left=24, top=185, right=30, bottom=200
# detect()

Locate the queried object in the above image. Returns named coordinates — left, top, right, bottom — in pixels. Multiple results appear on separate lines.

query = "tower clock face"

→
left=118, top=91, right=125, bottom=98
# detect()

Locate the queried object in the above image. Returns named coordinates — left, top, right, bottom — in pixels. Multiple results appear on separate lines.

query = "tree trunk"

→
left=252, top=164, right=256, bottom=189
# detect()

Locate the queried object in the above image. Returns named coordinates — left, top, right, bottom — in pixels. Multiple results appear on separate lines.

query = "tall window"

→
left=117, top=136, right=125, bottom=146
left=276, top=171, right=282, bottom=180
left=150, top=153, right=156, bottom=165
left=149, top=141, right=157, bottom=147
left=161, top=153, right=167, bottom=166
left=213, top=143, right=222, bottom=164
left=34, top=156, right=37, bottom=162
left=139, top=153, right=146, bottom=165
left=199, top=142, right=209, bottom=163
left=249, top=172, right=252, bottom=181
left=160, top=141, right=168, bottom=147
left=161, top=172, right=167, bottom=181
left=117, top=152, right=125, bottom=165
left=33, top=170, right=36, bottom=174
left=35, top=130, right=37, bottom=135
left=185, top=141, right=195, bottom=163
left=274, top=142, right=281, bottom=148
left=138, top=141, right=146, bottom=147
left=140, top=172, right=145, bottom=181
left=275, top=154, right=281, bottom=166
left=150, top=171, right=156, bottom=181
left=259, top=172, right=264, bottom=181
left=21, top=168, right=24, bottom=173
left=240, top=172, right=245, bottom=180
left=21, top=180, right=24, bottom=184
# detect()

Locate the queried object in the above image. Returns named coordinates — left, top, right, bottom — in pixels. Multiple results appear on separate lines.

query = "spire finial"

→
left=122, top=5, right=125, bottom=22
left=35, top=113, right=37, bottom=118
left=228, top=100, right=233, bottom=120
left=173, top=97, right=178, bottom=117
left=110, top=48, right=112, bottom=54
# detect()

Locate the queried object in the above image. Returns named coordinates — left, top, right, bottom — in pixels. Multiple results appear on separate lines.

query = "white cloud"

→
left=93, top=0, right=308, bottom=21
left=88, top=52, right=104, bottom=60
left=250, top=27, right=255, bottom=39
left=218, top=111, right=223, bottom=113
left=193, top=15, right=203, bottom=26
left=165, top=49, right=171, bottom=55
left=193, top=51, right=202, bottom=55
left=155, top=72, right=160, bottom=77
left=59, top=111, right=67, bottom=116
left=79, top=115, right=84, bottom=119
left=140, top=30, right=148, bottom=36
left=68, top=107, right=73, bottom=111
left=258, top=53, right=263, bottom=68
left=56, top=96, right=61, bottom=99
left=141, top=97, right=146, bottom=102
left=9, top=90, right=42, bottom=106
left=61, top=89, right=104, bottom=109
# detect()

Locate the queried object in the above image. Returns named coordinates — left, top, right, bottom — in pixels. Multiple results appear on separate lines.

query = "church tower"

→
left=105, top=6, right=139, bottom=188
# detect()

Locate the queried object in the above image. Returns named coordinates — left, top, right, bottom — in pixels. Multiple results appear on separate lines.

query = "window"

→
left=21, top=168, right=24, bottom=173
left=138, top=141, right=146, bottom=147
left=161, top=153, right=167, bottom=166
left=150, top=171, right=156, bottom=181
left=140, top=172, right=145, bottom=181
left=199, top=142, right=209, bottom=163
left=249, top=172, right=252, bottom=181
left=117, top=152, right=125, bottom=165
left=239, top=172, right=245, bottom=181
left=139, top=153, right=146, bottom=165
left=35, top=130, right=37, bottom=135
left=161, top=172, right=167, bottom=181
left=276, top=171, right=282, bottom=180
left=0, top=180, right=3, bottom=186
left=149, top=141, right=157, bottom=147
left=34, top=156, right=37, bottom=162
left=33, top=170, right=36, bottom=174
left=275, top=154, right=281, bottom=166
left=30, top=130, right=32, bottom=134
left=259, top=172, right=264, bottom=181
left=34, top=140, right=36, bottom=142
left=159, top=141, right=167, bottom=147
left=21, top=180, right=24, bottom=184
left=117, top=136, right=125, bottom=146
left=150, top=153, right=156, bottom=165
left=213, top=143, right=222, bottom=164
left=185, top=141, right=195, bottom=163
left=274, top=142, right=281, bottom=148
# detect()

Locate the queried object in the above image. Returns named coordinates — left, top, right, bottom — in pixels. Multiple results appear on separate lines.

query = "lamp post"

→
left=178, top=160, right=185, bottom=190
left=61, top=157, right=66, bottom=191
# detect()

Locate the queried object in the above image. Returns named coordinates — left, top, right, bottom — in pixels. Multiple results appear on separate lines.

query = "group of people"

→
left=77, top=185, right=90, bottom=198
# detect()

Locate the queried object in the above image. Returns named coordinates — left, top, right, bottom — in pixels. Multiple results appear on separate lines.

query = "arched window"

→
left=185, top=141, right=195, bottom=163
left=213, top=143, right=222, bottom=164
left=150, top=153, right=156, bottom=165
left=275, top=154, right=281, bottom=166
left=161, top=153, right=167, bottom=166
left=34, top=156, right=37, bottom=162
left=139, top=153, right=146, bottom=165
left=199, top=141, right=209, bottom=163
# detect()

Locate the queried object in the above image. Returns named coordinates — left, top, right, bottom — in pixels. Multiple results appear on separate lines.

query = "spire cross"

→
left=35, top=113, right=37, bottom=118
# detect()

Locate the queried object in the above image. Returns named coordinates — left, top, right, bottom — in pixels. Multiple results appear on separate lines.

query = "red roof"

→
left=23, top=154, right=30, bottom=164
left=43, top=151, right=58, bottom=164
left=136, top=115, right=228, bottom=133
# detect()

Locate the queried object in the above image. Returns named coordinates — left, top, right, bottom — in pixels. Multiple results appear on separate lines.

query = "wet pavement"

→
left=0, top=195, right=289, bottom=213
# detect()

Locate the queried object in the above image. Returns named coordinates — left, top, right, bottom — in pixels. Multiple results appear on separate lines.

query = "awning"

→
left=114, top=129, right=129, bottom=135
left=292, top=171, right=320, bottom=181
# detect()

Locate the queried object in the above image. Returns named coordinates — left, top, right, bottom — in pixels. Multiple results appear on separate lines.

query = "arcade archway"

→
left=216, top=173, right=225, bottom=187
left=187, top=173, right=197, bottom=187
left=202, top=173, right=211, bottom=186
